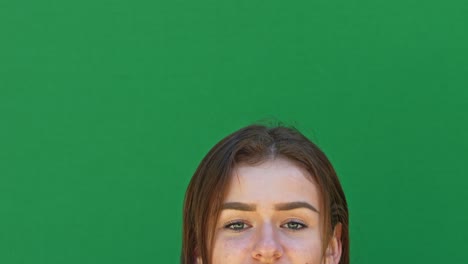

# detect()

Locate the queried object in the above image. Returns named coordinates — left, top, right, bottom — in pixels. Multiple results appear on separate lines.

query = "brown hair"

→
left=181, top=124, right=349, bottom=264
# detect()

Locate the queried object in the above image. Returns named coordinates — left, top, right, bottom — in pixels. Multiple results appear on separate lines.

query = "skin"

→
left=208, top=158, right=342, bottom=264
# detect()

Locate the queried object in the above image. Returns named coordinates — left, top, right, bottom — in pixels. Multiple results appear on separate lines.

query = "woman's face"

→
left=209, top=158, right=341, bottom=264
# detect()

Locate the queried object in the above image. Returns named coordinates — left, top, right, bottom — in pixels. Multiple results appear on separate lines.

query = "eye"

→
left=281, top=220, right=307, bottom=231
left=224, top=221, right=251, bottom=232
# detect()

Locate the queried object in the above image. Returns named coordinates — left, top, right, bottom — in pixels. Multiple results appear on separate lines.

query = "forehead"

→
left=225, top=158, right=321, bottom=209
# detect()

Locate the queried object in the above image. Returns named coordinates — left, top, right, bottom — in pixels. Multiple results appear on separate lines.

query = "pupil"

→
left=233, top=223, right=243, bottom=229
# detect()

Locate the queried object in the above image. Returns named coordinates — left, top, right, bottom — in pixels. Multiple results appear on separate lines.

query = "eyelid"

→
left=282, top=217, right=306, bottom=224
left=223, top=220, right=252, bottom=232
left=223, top=219, right=248, bottom=226
left=280, top=218, right=308, bottom=230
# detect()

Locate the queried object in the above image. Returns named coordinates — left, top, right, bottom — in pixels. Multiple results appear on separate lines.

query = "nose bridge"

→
left=257, top=221, right=277, bottom=242
left=252, top=220, right=283, bottom=261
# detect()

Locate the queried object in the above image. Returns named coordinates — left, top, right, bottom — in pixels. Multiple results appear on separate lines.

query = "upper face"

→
left=209, top=158, right=340, bottom=264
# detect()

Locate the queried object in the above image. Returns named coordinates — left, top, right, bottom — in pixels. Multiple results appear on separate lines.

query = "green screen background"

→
left=1, top=0, right=467, bottom=263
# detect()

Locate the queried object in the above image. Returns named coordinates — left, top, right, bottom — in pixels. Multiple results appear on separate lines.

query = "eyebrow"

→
left=222, top=202, right=256, bottom=211
left=222, top=201, right=319, bottom=213
left=275, top=201, right=319, bottom=213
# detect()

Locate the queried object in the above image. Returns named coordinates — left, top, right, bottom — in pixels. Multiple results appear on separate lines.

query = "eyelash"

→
left=223, top=220, right=308, bottom=232
left=281, top=220, right=308, bottom=231
left=224, top=221, right=252, bottom=232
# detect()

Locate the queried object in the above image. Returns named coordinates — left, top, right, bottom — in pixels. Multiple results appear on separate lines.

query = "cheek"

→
left=212, top=235, right=252, bottom=264
left=282, top=233, right=323, bottom=264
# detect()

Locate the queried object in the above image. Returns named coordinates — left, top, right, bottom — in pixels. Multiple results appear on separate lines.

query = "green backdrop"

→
left=1, top=0, right=467, bottom=263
